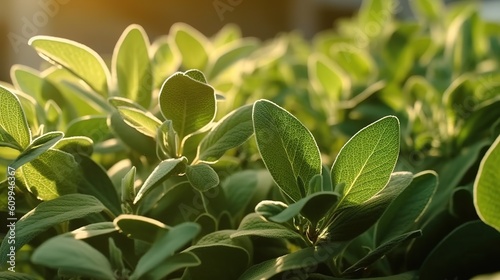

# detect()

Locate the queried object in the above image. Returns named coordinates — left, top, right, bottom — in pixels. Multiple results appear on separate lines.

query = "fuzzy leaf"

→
left=332, top=116, right=400, bottom=209
left=474, top=135, right=500, bottom=231
left=159, top=72, right=216, bottom=141
left=29, top=36, right=109, bottom=96
left=253, top=99, right=322, bottom=202
left=197, top=104, right=253, bottom=163
left=112, top=24, right=152, bottom=108
left=0, top=86, right=31, bottom=150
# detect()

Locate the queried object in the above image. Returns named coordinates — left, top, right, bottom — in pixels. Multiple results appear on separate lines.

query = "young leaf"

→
left=158, top=72, right=216, bottom=142
left=112, top=24, right=152, bottom=108
left=130, top=222, right=200, bottom=280
left=29, top=36, right=110, bottom=96
left=134, top=157, right=187, bottom=204
left=185, top=69, right=208, bottom=84
left=253, top=99, right=322, bottom=202
left=196, top=104, right=253, bottom=163
left=474, top=135, right=500, bottom=231
left=172, top=23, right=210, bottom=70
left=186, top=164, right=220, bottom=192
left=117, top=106, right=162, bottom=138
left=10, top=131, right=64, bottom=169
left=114, top=214, right=169, bottom=243
left=331, top=116, right=400, bottom=209
left=0, top=85, right=31, bottom=150
left=31, top=237, right=115, bottom=280
left=375, top=171, right=437, bottom=246
left=0, top=194, right=107, bottom=264
left=121, top=166, right=136, bottom=204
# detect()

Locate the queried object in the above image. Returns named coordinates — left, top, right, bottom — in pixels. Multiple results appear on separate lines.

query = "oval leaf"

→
left=0, top=194, right=106, bottom=264
left=31, top=237, right=114, bottom=280
left=331, top=116, right=400, bottom=208
left=131, top=222, right=200, bottom=279
left=29, top=36, right=109, bottom=96
left=159, top=72, right=216, bottom=141
left=197, top=104, right=253, bottom=163
left=186, top=164, right=220, bottom=192
left=10, top=131, right=64, bottom=169
left=253, top=99, right=322, bottom=202
left=112, top=24, right=152, bottom=108
left=0, top=86, right=31, bottom=150
left=172, top=23, right=210, bottom=70
left=134, top=157, right=186, bottom=204
left=474, top=135, right=500, bottom=231
left=114, top=214, right=169, bottom=243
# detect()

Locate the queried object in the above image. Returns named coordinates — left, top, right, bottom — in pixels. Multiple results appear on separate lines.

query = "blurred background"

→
left=0, top=0, right=498, bottom=83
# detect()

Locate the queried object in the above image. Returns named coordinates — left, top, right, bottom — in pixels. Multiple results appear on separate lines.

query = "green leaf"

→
left=108, top=238, right=125, bottom=274
left=186, top=164, right=220, bottom=192
left=184, top=230, right=251, bottom=280
left=156, top=120, right=178, bottom=159
left=343, top=230, right=422, bottom=275
left=66, top=115, right=110, bottom=143
left=266, top=192, right=339, bottom=226
left=158, top=72, right=216, bottom=142
left=208, top=39, right=259, bottom=79
left=121, top=166, right=136, bottom=203
left=221, top=170, right=260, bottom=216
left=474, top=135, right=500, bottom=231
left=419, top=220, right=500, bottom=279
left=255, top=200, right=288, bottom=220
left=231, top=213, right=303, bottom=240
left=197, top=104, right=253, bottom=163
left=253, top=99, right=322, bottom=202
left=327, top=172, right=413, bottom=242
left=185, top=69, right=208, bottom=84
left=412, top=0, right=443, bottom=20
left=0, top=194, right=106, bottom=264
left=238, top=244, right=342, bottom=280
left=130, top=222, right=200, bottom=280
left=309, top=54, right=349, bottom=103
left=29, top=36, right=110, bottom=96
left=112, top=24, right=152, bottom=108
left=308, top=272, right=418, bottom=280
left=10, top=131, right=64, bottom=169
left=108, top=110, right=157, bottom=157
left=114, top=214, right=169, bottom=243
left=117, top=106, right=162, bottom=138
left=375, top=171, right=438, bottom=245
left=31, top=237, right=114, bottom=280
left=0, top=272, right=38, bottom=280
left=77, top=155, right=122, bottom=216
left=0, top=85, right=31, bottom=150
left=145, top=252, right=200, bottom=280
left=134, top=157, right=186, bottom=204
left=151, top=36, right=181, bottom=89
left=332, top=116, right=400, bottom=209
left=53, top=136, right=93, bottom=156
left=16, top=149, right=81, bottom=200
left=172, top=23, right=210, bottom=70
left=62, top=222, right=117, bottom=239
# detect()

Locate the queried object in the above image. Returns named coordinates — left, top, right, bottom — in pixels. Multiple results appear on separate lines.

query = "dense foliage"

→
left=1, top=0, right=500, bottom=279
